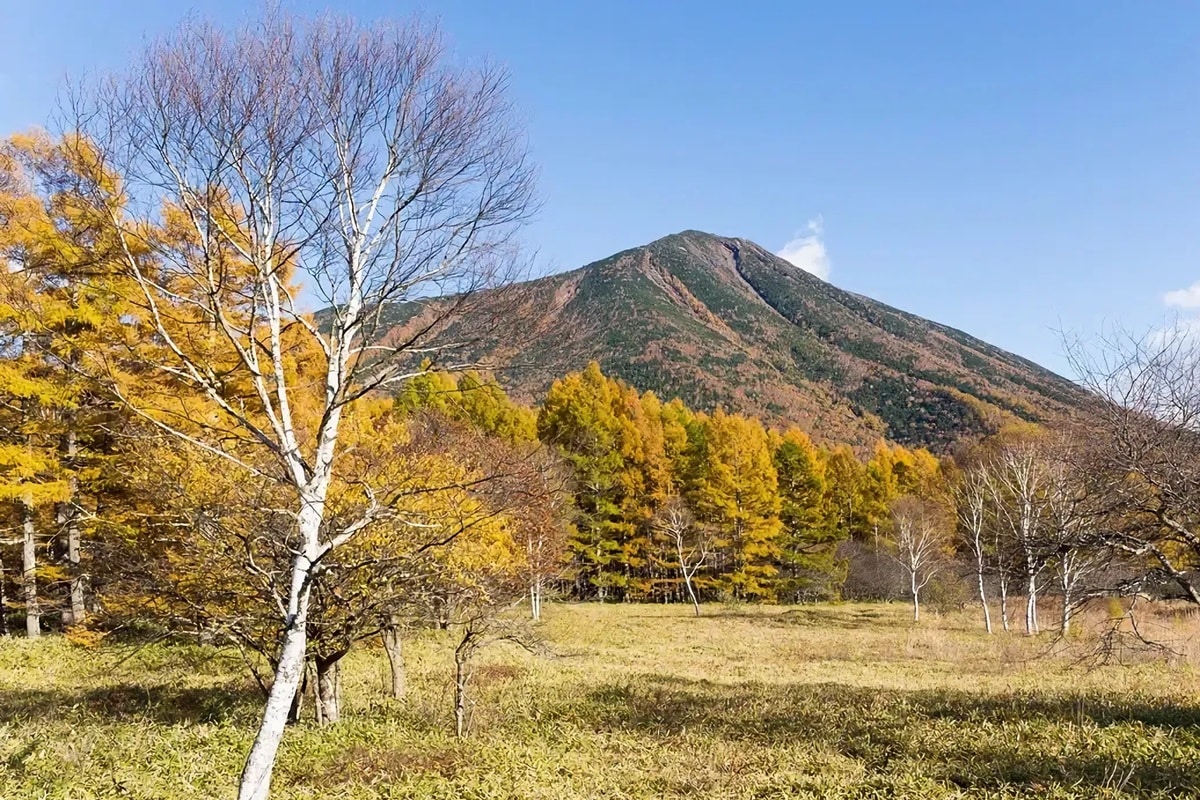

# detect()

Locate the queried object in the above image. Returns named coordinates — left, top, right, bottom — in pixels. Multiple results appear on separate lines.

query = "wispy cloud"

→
left=1164, top=281, right=1200, bottom=309
left=1149, top=315, right=1200, bottom=346
left=1149, top=281, right=1200, bottom=345
left=777, top=217, right=831, bottom=281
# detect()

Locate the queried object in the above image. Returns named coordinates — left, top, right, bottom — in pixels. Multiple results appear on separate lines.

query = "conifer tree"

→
left=0, top=132, right=138, bottom=632
left=692, top=409, right=782, bottom=601
left=824, top=444, right=870, bottom=541
left=538, top=364, right=629, bottom=597
left=772, top=428, right=846, bottom=601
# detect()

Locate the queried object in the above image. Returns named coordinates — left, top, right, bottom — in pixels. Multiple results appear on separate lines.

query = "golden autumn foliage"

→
left=0, top=139, right=955, bottom=641
left=537, top=362, right=951, bottom=603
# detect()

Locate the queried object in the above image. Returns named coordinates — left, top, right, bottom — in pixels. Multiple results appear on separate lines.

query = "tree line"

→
left=535, top=361, right=944, bottom=605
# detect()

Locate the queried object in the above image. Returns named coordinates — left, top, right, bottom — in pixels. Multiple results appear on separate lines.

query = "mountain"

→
left=376, top=230, right=1086, bottom=450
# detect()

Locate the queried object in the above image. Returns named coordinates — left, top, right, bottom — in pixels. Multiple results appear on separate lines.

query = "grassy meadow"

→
left=3, top=602, right=1200, bottom=799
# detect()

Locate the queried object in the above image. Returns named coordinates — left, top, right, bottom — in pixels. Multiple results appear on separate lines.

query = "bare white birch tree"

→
left=69, top=11, right=534, bottom=799
left=654, top=495, right=710, bottom=617
left=509, top=449, right=571, bottom=622
left=954, top=468, right=992, bottom=634
left=1041, top=444, right=1101, bottom=634
left=888, top=496, right=950, bottom=623
left=983, top=441, right=1048, bottom=635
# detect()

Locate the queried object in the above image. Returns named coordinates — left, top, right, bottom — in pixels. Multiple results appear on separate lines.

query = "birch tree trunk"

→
left=63, top=429, right=86, bottom=625
left=999, top=573, right=1010, bottom=632
left=0, top=548, right=7, bottom=636
left=976, top=565, right=992, bottom=635
left=238, top=505, right=319, bottom=800
left=1025, top=570, right=1039, bottom=635
left=22, top=494, right=39, bottom=639
left=1060, top=584, right=1072, bottom=633
left=1060, top=552, right=1075, bottom=634
left=529, top=579, right=542, bottom=622
left=684, top=572, right=701, bottom=618
left=239, top=598, right=309, bottom=796
left=911, top=569, right=920, bottom=622
left=955, top=472, right=992, bottom=634
left=80, top=11, right=534, bottom=798
left=677, top=538, right=702, bottom=617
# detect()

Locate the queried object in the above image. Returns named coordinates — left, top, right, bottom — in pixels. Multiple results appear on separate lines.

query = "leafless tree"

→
left=888, top=496, right=951, bottom=622
left=654, top=495, right=710, bottom=617
left=522, top=458, right=572, bottom=623
left=435, top=550, right=536, bottom=738
left=1039, top=441, right=1104, bottom=634
left=953, top=467, right=993, bottom=634
left=478, top=445, right=571, bottom=622
left=449, top=610, right=536, bottom=738
left=982, top=440, right=1049, bottom=635
left=70, top=11, right=534, bottom=798
left=1064, top=325, right=1200, bottom=606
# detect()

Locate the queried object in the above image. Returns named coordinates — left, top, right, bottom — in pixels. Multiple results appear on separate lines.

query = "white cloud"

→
left=777, top=216, right=831, bottom=280
left=1150, top=315, right=1200, bottom=347
left=1164, top=281, right=1200, bottom=309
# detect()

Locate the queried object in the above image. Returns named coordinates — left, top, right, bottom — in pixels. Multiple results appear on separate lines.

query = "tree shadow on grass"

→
left=771, top=606, right=898, bottom=629
left=622, top=607, right=901, bottom=629
left=0, top=683, right=261, bottom=725
left=572, top=676, right=1200, bottom=796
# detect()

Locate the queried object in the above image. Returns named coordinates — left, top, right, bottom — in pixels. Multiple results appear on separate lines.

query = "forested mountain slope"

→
left=372, top=230, right=1085, bottom=449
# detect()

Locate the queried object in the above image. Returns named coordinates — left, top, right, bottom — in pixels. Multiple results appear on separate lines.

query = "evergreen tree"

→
left=0, top=132, right=138, bottom=632
left=772, top=428, right=846, bottom=601
left=538, top=364, right=630, bottom=598
left=692, top=409, right=782, bottom=601
left=396, top=369, right=537, bottom=443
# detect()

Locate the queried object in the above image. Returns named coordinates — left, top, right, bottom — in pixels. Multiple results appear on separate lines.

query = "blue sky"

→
left=3, top=2, right=1198, bottom=376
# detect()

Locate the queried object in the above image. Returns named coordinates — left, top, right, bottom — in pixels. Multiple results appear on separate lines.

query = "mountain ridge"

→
left=374, top=230, right=1084, bottom=450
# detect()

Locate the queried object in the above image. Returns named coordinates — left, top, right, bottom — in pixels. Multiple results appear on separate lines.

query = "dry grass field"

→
left=3, top=602, right=1200, bottom=799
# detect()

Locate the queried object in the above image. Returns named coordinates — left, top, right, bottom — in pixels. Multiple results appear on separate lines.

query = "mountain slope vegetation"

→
left=377, top=230, right=1084, bottom=449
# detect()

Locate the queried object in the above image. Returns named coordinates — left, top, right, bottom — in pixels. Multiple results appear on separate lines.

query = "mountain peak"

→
left=643, top=229, right=758, bottom=252
left=373, top=231, right=1084, bottom=449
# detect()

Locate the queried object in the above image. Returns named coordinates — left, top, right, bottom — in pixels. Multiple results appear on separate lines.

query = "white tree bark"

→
left=454, top=636, right=471, bottom=739
left=1060, top=557, right=1074, bottom=634
left=889, top=497, right=946, bottom=625
left=62, top=429, right=86, bottom=625
left=999, top=573, right=1010, bottom=632
left=983, top=444, right=1047, bottom=636
left=955, top=472, right=992, bottom=634
left=655, top=497, right=708, bottom=618
left=22, top=494, right=39, bottom=639
left=910, top=568, right=920, bottom=623
left=529, top=578, right=543, bottom=622
left=1025, top=569, right=1039, bottom=635
left=239, top=507, right=319, bottom=799
left=976, top=567, right=992, bottom=634
left=240, top=617, right=306, bottom=797
left=0, top=546, right=7, bottom=637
